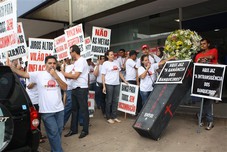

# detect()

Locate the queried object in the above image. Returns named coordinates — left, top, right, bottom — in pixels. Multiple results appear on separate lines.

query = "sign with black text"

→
left=191, top=63, right=226, bottom=100
left=156, top=60, right=191, bottom=84
left=118, top=82, right=139, bottom=115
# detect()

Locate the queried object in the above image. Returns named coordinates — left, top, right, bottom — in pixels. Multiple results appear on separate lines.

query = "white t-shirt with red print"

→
left=125, top=58, right=137, bottom=81
left=138, top=63, right=158, bottom=92
left=101, top=61, right=120, bottom=85
left=29, top=71, right=66, bottom=113
left=71, top=57, right=89, bottom=88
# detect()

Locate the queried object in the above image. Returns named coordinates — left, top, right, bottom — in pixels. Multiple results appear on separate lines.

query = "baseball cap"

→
left=142, top=44, right=149, bottom=50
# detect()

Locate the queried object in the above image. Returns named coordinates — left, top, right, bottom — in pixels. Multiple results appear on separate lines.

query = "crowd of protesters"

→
left=5, top=38, right=221, bottom=152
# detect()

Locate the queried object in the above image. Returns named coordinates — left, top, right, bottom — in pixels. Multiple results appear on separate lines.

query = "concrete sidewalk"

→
left=39, top=109, right=227, bottom=152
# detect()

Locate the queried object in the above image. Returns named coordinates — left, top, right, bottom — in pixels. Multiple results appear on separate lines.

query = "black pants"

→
left=70, top=88, right=89, bottom=133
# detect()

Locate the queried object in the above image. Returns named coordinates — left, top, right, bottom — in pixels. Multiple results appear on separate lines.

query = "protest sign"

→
left=64, top=23, right=85, bottom=53
left=156, top=60, right=191, bottom=84
left=81, top=36, right=93, bottom=59
left=8, top=22, right=27, bottom=60
left=27, top=38, right=54, bottom=72
left=0, top=52, right=6, bottom=64
left=91, top=26, right=111, bottom=56
left=118, top=82, right=139, bottom=115
left=54, top=34, right=70, bottom=60
left=191, top=63, right=226, bottom=100
left=0, top=0, right=17, bottom=53
left=88, top=91, right=95, bottom=117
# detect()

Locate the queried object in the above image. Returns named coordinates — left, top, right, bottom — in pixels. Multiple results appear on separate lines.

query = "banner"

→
left=0, top=0, right=17, bottom=53
left=54, top=34, right=70, bottom=61
left=91, top=26, right=111, bottom=55
left=81, top=36, right=93, bottom=59
left=27, top=38, right=54, bottom=72
left=88, top=91, right=95, bottom=117
left=64, top=23, right=85, bottom=53
left=156, top=60, right=191, bottom=84
left=118, top=82, right=139, bottom=115
left=191, top=63, right=226, bottom=100
left=8, top=22, right=27, bottom=60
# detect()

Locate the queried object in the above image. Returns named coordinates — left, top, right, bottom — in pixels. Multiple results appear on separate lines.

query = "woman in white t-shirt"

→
left=101, top=50, right=128, bottom=124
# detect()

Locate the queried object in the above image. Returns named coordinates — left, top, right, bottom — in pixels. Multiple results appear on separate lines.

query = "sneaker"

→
left=107, top=119, right=115, bottom=124
left=114, top=118, right=121, bottom=123
left=206, top=122, right=214, bottom=130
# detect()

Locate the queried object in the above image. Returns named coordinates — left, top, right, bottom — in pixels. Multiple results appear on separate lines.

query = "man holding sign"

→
left=194, top=38, right=218, bottom=130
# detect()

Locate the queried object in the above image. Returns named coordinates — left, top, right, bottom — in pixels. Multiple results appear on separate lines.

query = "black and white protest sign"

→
left=91, top=26, right=111, bottom=56
left=156, top=60, right=191, bottom=84
left=191, top=63, right=226, bottom=100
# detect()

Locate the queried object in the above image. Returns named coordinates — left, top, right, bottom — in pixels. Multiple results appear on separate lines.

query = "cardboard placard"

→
left=64, top=23, right=85, bottom=53
left=8, top=22, right=27, bottom=60
left=156, top=60, right=191, bottom=84
left=191, top=63, right=226, bottom=101
left=27, top=38, right=54, bottom=72
left=54, top=34, right=70, bottom=60
left=81, top=36, right=93, bottom=59
left=118, top=82, right=139, bottom=115
left=0, top=0, right=17, bottom=53
left=91, top=26, right=111, bottom=56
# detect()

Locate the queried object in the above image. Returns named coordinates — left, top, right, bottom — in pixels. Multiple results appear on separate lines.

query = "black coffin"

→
left=133, top=66, right=192, bottom=140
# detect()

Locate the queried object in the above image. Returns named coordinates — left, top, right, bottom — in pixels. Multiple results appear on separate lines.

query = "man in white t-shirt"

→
left=136, top=44, right=161, bottom=68
left=62, top=45, right=89, bottom=139
left=9, top=56, right=67, bottom=152
left=125, top=50, right=138, bottom=85
left=116, top=49, right=126, bottom=77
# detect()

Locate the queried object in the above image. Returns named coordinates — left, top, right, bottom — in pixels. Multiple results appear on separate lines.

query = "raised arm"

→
left=10, top=65, right=30, bottom=78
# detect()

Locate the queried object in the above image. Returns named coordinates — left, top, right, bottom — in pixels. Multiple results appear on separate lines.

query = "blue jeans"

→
left=64, top=90, right=72, bottom=126
left=203, top=99, right=213, bottom=122
left=140, top=91, right=151, bottom=105
left=41, top=110, right=64, bottom=152
left=105, top=84, right=120, bottom=119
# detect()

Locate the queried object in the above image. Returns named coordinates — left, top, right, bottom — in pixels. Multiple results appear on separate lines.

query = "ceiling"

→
left=19, top=0, right=227, bottom=39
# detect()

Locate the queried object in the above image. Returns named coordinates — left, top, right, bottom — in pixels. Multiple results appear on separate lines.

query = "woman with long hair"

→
left=138, top=55, right=168, bottom=105
left=101, top=50, right=128, bottom=124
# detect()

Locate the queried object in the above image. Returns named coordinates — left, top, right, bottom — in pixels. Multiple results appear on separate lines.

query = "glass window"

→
left=109, top=9, right=179, bottom=52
